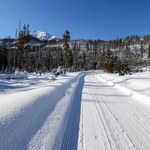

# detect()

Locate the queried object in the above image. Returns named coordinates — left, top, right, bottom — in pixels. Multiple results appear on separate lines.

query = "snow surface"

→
left=0, top=72, right=84, bottom=149
left=1, top=71, right=150, bottom=149
left=98, top=71, right=150, bottom=97
left=78, top=71, right=150, bottom=150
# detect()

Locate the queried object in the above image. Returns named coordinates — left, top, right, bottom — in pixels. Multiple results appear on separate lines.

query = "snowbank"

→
left=0, top=73, right=12, bottom=79
left=96, top=73, right=150, bottom=107
left=0, top=71, right=28, bottom=79
left=0, top=72, right=84, bottom=150
left=98, top=71, right=150, bottom=96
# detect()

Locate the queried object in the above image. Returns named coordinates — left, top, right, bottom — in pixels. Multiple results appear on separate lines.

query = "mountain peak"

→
left=31, top=31, right=59, bottom=41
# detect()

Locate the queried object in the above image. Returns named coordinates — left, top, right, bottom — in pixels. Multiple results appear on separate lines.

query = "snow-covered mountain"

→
left=31, top=31, right=59, bottom=41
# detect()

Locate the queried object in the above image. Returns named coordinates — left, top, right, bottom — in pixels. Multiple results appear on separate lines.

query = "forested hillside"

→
left=1, top=27, right=150, bottom=73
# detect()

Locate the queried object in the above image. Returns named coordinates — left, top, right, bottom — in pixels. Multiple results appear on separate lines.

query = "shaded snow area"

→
left=0, top=72, right=84, bottom=150
left=1, top=71, right=150, bottom=149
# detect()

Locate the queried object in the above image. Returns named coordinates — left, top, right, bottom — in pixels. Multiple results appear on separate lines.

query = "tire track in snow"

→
left=89, top=77, right=136, bottom=150
left=96, top=77, right=150, bottom=149
left=92, top=90, right=137, bottom=150
left=101, top=93, right=150, bottom=149
left=81, top=87, right=110, bottom=150
left=95, top=75, right=150, bottom=149
left=78, top=73, right=150, bottom=150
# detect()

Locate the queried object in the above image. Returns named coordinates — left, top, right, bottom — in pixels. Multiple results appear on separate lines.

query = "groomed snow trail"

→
left=1, top=71, right=150, bottom=150
left=77, top=72, right=150, bottom=150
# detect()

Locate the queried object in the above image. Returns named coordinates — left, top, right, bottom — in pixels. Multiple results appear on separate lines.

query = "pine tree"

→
left=100, top=49, right=107, bottom=71
left=113, top=55, right=119, bottom=73
left=63, top=30, right=73, bottom=68
left=16, top=24, right=30, bottom=70
left=148, top=44, right=150, bottom=59
left=0, top=46, right=8, bottom=72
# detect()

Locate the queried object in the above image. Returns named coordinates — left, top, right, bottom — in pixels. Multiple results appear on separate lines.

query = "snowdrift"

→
left=0, top=72, right=84, bottom=150
left=96, top=73, right=150, bottom=107
left=0, top=71, right=28, bottom=79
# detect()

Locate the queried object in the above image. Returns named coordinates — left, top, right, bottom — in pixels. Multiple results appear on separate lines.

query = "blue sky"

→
left=0, top=0, right=150, bottom=40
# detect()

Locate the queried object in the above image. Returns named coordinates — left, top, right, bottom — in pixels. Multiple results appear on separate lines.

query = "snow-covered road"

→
left=77, top=72, right=150, bottom=150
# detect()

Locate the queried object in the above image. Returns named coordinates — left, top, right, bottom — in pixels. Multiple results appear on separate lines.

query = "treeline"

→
left=0, top=24, right=32, bottom=72
left=1, top=27, right=150, bottom=74
left=108, top=35, right=150, bottom=48
left=0, top=26, right=73, bottom=73
left=70, top=35, right=150, bottom=74
left=99, top=35, right=150, bottom=74
left=100, top=49, right=129, bottom=75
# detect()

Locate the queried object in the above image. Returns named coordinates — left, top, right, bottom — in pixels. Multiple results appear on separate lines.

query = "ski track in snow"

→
left=60, top=75, right=85, bottom=150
